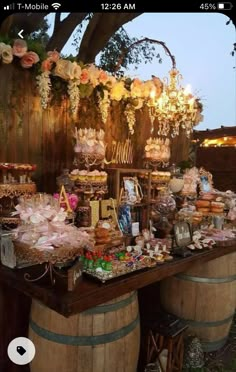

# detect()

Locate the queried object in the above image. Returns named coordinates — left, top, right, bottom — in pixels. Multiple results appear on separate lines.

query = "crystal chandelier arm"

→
left=114, top=37, right=176, bottom=72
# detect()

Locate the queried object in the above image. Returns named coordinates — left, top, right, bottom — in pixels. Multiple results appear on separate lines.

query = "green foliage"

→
left=25, top=39, right=47, bottom=61
left=0, top=35, right=12, bottom=44
left=50, top=75, right=68, bottom=105
left=79, top=84, right=94, bottom=98
left=98, top=27, right=162, bottom=75
left=29, top=18, right=50, bottom=47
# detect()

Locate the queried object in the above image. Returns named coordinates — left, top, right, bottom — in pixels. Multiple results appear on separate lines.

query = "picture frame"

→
left=119, top=177, right=143, bottom=204
left=199, top=167, right=213, bottom=193
left=173, top=221, right=192, bottom=247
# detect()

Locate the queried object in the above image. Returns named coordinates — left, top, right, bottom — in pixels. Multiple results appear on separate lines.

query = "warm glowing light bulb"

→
left=150, top=89, right=156, bottom=99
left=188, top=97, right=195, bottom=109
left=184, top=84, right=192, bottom=95
left=158, top=97, right=163, bottom=109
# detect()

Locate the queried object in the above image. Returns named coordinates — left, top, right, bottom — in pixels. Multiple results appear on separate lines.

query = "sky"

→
left=58, top=13, right=236, bottom=131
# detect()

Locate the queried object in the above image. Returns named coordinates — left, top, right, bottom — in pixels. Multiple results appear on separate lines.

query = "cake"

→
left=144, top=137, right=171, bottom=164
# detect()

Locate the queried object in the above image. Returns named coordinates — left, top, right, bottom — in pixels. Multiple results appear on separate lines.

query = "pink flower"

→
left=47, top=50, right=60, bottom=63
left=80, top=69, right=89, bottom=84
left=68, top=194, right=79, bottom=210
left=53, top=193, right=78, bottom=211
left=20, top=51, right=39, bottom=68
left=41, top=58, right=53, bottom=72
left=12, top=39, right=27, bottom=58
left=99, top=70, right=109, bottom=84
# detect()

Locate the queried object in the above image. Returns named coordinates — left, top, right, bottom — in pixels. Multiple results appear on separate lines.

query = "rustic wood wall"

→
left=196, top=147, right=236, bottom=192
left=0, top=64, right=190, bottom=193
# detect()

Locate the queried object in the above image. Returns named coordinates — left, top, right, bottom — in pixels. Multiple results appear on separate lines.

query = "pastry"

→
left=196, top=199, right=211, bottom=208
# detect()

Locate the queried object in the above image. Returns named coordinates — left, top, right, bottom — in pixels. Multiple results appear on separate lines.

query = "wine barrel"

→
left=160, top=252, right=236, bottom=352
left=29, top=291, right=140, bottom=372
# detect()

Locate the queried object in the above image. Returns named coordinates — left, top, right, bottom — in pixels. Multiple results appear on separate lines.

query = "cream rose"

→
left=12, top=39, right=27, bottom=58
left=20, top=51, right=39, bottom=68
left=110, top=81, right=127, bottom=101
left=54, top=59, right=73, bottom=80
left=73, top=62, right=82, bottom=80
left=0, top=43, right=6, bottom=55
left=0, top=44, right=13, bottom=64
left=87, top=64, right=100, bottom=86
left=54, top=60, right=81, bottom=80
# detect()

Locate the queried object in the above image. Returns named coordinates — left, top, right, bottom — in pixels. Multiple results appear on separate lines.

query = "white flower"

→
left=0, top=43, right=13, bottom=64
left=68, top=79, right=80, bottom=115
left=110, top=81, right=127, bottom=101
left=124, top=104, right=136, bottom=135
left=36, top=71, right=51, bottom=109
left=87, top=64, right=100, bottom=87
left=97, top=90, right=110, bottom=124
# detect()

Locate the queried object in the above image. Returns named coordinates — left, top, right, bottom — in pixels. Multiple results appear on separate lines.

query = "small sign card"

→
left=173, top=222, right=192, bottom=248
left=67, top=260, right=83, bottom=291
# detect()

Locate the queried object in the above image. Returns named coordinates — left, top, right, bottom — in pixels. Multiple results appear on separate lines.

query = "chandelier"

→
left=115, top=37, right=202, bottom=138
left=149, top=68, right=198, bottom=138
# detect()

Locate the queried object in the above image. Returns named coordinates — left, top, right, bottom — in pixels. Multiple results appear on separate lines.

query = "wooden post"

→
left=0, top=283, right=31, bottom=372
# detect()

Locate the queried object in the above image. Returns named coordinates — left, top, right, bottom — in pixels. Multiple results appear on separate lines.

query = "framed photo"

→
left=174, top=222, right=192, bottom=247
left=199, top=167, right=213, bottom=193
left=120, top=177, right=143, bottom=204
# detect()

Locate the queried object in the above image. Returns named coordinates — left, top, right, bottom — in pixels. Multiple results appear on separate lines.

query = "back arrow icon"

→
left=18, top=29, right=24, bottom=39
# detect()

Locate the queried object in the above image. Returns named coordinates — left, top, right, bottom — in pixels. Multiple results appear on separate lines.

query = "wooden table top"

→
left=0, top=245, right=235, bottom=317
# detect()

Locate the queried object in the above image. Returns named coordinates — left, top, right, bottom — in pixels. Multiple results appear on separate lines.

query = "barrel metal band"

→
left=201, top=336, right=228, bottom=352
left=185, top=313, right=235, bottom=327
left=29, top=314, right=139, bottom=346
left=175, top=273, right=236, bottom=283
left=83, top=291, right=137, bottom=315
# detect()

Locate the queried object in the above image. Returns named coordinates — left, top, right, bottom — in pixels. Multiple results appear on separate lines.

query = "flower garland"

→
left=97, top=90, right=110, bottom=124
left=68, top=79, right=80, bottom=116
left=0, top=38, right=203, bottom=136
left=124, top=103, right=136, bottom=135
left=36, top=71, right=51, bottom=109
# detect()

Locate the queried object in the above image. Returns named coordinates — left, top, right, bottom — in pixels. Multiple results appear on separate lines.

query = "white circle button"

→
left=7, top=337, right=35, bottom=365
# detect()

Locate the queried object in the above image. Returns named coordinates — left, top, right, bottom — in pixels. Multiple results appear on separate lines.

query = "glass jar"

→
left=56, top=169, right=74, bottom=193
left=155, top=189, right=176, bottom=215
left=154, top=215, right=172, bottom=238
left=74, top=194, right=91, bottom=228
left=153, top=190, right=176, bottom=238
left=169, top=163, right=184, bottom=194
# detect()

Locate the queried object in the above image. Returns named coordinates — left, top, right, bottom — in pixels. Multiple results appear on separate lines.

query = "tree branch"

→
left=77, top=13, right=141, bottom=63
left=46, top=13, right=87, bottom=52
left=115, top=37, right=177, bottom=71
left=0, top=13, right=50, bottom=36
left=53, top=12, right=61, bottom=34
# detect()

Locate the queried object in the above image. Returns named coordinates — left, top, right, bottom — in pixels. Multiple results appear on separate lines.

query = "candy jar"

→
left=169, top=164, right=184, bottom=194
left=153, top=190, right=176, bottom=238
left=56, top=169, right=74, bottom=193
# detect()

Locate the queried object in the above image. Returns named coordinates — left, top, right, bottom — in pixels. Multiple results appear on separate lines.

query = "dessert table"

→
left=0, top=244, right=235, bottom=372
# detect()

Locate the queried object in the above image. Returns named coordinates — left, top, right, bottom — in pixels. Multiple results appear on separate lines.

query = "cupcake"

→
left=78, top=170, right=88, bottom=182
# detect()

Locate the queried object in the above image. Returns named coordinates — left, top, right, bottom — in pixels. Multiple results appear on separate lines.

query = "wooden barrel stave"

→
left=29, top=291, right=140, bottom=372
left=160, top=252, right=236, bottom=352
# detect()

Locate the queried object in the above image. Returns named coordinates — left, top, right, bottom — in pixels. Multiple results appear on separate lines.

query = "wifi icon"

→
left=52, top=2, right=61, bottom=10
